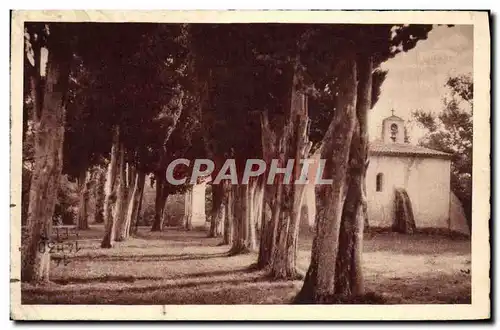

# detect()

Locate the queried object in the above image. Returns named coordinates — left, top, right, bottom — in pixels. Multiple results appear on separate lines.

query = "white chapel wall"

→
left=366, top=155, right=451, bottom=229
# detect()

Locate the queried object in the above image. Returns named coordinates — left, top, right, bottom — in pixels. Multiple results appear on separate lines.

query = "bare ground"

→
left=21, top=225, right=471, bottom=304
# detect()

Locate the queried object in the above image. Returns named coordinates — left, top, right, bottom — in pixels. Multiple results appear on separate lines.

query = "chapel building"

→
left=301, top=111, right=469, bottom=235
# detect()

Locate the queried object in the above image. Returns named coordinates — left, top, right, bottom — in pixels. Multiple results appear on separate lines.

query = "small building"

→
left=302, top=111, right=469, bottom=235
left=367, top=113, right=455, bottom=231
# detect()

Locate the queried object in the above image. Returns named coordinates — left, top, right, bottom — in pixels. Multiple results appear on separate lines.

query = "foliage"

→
left=59, top=24, right=192, bottom=180
left=306, top=25, right=430, bottom=148
left=187, top=24, right=433, bottom=160
left=53, top=175, right=79, bottom=225
left=205, top=184, right=213, bottom=219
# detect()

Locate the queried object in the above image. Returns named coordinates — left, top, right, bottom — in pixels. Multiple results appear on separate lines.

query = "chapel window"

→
left=376, top=173, right=383, bottom=192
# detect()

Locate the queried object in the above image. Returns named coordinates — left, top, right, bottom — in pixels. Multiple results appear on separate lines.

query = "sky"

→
left=368, top=25, right=473, bottom=143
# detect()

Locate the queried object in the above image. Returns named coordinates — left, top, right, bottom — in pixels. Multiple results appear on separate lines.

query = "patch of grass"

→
left=21, top=226, right=471, bottom=305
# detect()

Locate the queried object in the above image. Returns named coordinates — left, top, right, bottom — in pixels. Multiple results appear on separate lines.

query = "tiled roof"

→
left=382, top=115, right=404, bottom=122
left=369, top=140, right=452, bottom=159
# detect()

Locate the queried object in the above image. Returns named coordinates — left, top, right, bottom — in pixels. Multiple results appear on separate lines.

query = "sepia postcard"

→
left=10, top=10, right=490, bottom=321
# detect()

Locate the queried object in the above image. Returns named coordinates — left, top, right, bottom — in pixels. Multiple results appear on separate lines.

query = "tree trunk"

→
left=283, top=173, right=308, bottom=278
left=222, top=183, right=233, bottom=245
left=271, top=115, right=311, bottom=280
left=334, top=54, right=372, bottom=297
left=216, top=203, right=225, bottom=237
left=253, top=178, right=264, bottom=238
left=209, top=184, right=224, bottom=237
left=256, top=157, right=282, bottom=271
left=257, top=142, right=281, bottom=270
left=86, top=168, right=98, bottom=226
left=257, top=107, right=279, bottom=270
left=101, top=126, right=120, bottom=248
left=258, top=63, right=311, bottom=279
left=115, top=163, right=136, bottom=241
left=246, top=180, right=258, bottom=251
left=257, top=200, right=273, bottom=268
left=129, top=171, right=145, bottom=236
left=21, top=27, right=72, bottom=283
left=131, top=183, right=144, bottom=236
left=228, top=182, right=258, bottom=254
left=230, top=185, right=246, bottom=254
left=28, top=33, right=42, bottom=125
left=295, top=57, right=358, bottom=303
left=77, top=169, right=90, bottom=230
left=229, top=184, right=253, bottom=254
left=151, top=173, right=167, bottom=232
left=112, top=148, right=128, bottom=241
left=184, top=186, right=193, bottom=231
left=94, top=168, right=106, bottom=223
left=118, top=170, right=146, bottom=240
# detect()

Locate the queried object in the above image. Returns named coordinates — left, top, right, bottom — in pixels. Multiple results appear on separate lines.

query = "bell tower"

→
left=381, top=109, right=405, bottom=143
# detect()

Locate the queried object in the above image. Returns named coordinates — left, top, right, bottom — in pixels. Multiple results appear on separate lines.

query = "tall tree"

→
left=296, top=24, right=434, bottom=302
left=93, top=166, right=106, bottom=224
left=189, top=24, right=264, bottom=252
left=21, top=23, right=74, bottom=283
left=68, top=23, right=192, bottom=246
left=208, top=183, right=225, bottom=237
left=62, top=53, right=108, bottom=230
left=151, top=102, right=201, bottom=232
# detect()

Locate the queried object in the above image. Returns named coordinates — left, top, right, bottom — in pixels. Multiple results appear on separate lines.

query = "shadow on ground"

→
left=21, top=225, right=471, bottom=305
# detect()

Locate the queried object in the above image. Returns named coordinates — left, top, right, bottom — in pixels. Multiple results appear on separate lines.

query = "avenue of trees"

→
left=21, top=22, right=434, bottom=303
